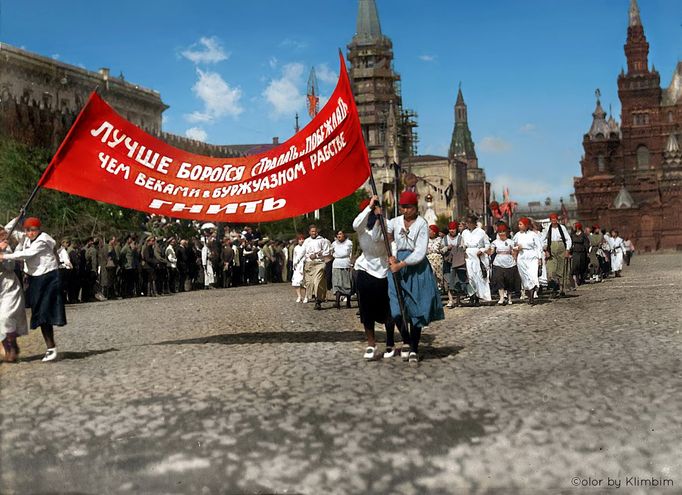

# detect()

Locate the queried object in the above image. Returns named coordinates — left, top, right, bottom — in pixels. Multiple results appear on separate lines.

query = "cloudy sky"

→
left=1, top=0, right=680, bottom=204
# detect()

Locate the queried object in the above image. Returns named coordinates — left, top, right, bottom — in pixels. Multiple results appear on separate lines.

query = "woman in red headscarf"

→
left=426, top=223, right=444, bottom=291
left=513, top=217, right=543, bottom=305
left=488, top=223, right=519, bottom=305
left=569, top=222, right=590, bottom=288
left=1, top=216, right=66, bottom=362
left=386, top=191, right=444, bottom=363
left=441, top=221, right=470, bottom=308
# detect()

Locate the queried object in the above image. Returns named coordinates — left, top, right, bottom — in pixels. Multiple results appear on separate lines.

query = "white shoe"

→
left=508, top=298, right=513, bottom=305
left=408, top=352, right=419, bottom=363
left=497, top=298, right=505, bottom=305
left=383, top=347, right=395, bottom=358
left=302, top=297, right=308, bottom=304
left=296, top=296, right=301, bottom=303
left=363, top=346, right=377, bottom=360
left=401, top=346, right=411, bottom=362
left=42, top=348, right=58, bottom=362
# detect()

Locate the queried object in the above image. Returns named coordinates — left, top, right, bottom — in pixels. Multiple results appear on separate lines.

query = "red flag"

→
left=40, top=53, right=370, bottom=223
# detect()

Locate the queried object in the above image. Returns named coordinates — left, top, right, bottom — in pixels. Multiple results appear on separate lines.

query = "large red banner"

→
left=41, top=54, right=370, bottom=223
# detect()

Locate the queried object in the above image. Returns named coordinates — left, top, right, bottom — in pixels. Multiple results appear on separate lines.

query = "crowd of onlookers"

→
left=51, top=225, right=299, bottom=303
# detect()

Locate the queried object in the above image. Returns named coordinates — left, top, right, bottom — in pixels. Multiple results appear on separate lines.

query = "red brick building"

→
left=574, top=0, right=682, bottom=252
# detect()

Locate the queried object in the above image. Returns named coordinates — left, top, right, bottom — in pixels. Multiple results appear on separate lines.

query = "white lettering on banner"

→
left=251, top=145, right=300, bottom=176
left=90, top=121, right=172, bottom=175
left=309, top=132, right=347, bottom=170
left=303, top=97, right=349, bottom=155
left=98, top=152, right=131, bottom=180
left=214, top=161, right=307, bottom=199
left=176, top=163, right=245, bottom=183
left=134, top=172, right=202, bottom=198
left=148, top=197, right=287, bottom=215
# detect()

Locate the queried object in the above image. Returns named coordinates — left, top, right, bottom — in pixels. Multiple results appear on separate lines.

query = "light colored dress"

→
left=461, top=227, right=492, bottom=301
left=0, top=247, right=29, bottom=340
left=427, top=236, right=444, bottom=289
left=291, top=244, right=305, bottom=287
left=514, top=231, right=543, bottom=290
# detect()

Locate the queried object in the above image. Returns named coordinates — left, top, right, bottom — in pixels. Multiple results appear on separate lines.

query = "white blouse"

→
left=491, top=238, right=516, bottom=268
left=513, top=231, right=543, bottom=260
left=352, top=206, right=388, bottom=279
left=461, top=227, right=490, bottom=253
left=302, top=236, right=331, bottom=263
left=386, top=215, right=428, bottom=266
left=331, top=239, right=353, bottom=269
left=3, top=220, right=59, bottom=276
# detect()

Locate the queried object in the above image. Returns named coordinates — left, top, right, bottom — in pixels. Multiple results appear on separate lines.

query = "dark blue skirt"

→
left=26, top=270, right=67, bottom=329
left=388, top=251, right=445, bottom=327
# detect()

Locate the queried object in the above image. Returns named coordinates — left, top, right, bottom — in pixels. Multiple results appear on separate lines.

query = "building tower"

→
left=347, top=0, right=416, bottom=171
left=448, top=86, right=489, bottom=218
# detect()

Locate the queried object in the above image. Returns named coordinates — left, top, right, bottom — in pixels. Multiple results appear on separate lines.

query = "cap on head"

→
left=399, top=191, right=418, bottom=206
left=448, top=221, right=458, bottom=230
left=23, top=217, right=41, bottom=229
left=549, top=213, right=559, bottom=221
left=428, top=224, right=440, bottom=234
left=519, top=217, right=531, bottom=228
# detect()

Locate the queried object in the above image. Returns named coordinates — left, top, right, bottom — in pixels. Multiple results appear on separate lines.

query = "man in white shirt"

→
left=541, top=213, right=572, bottom=296
left=302, top=224, right=331, bottom=310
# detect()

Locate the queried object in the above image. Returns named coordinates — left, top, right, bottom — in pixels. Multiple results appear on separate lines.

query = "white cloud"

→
left=315, top=64, right=338, bottom=85
left=185, top=69, right=243, bottom=123
left=280, top=38, right=307, bottom=50
left=479, top=136, right=512, bottom=153
left=418, top=54, right=436, bottom=62
left=268, top=56, right=278, bottom=69
left=519, top=123, right=536, bottom=133
left=490, top=175, right=551, bottom=200
left=185, top=127, right=208, bottom=142
left=181, top=36, right=229, bottom=65
left=263, top=63, right=305, bottom=117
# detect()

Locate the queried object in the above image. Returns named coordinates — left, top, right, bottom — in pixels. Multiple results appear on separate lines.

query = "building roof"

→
left=403, top=154, right=448, bottom=163
left=448, top=88, right=477, bottom=161
left=587, top=99, right=612, bottom=139
left=354, top=0, right=383, bottom=43
left=629, top=0, right=641, bottom=27
left=663, top=61, right=682, bottom=106
left=613, top=185, right=636, bottom=209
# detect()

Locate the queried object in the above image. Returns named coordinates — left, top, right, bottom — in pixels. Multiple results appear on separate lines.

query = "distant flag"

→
left=307, top=67, right=320, bottom=118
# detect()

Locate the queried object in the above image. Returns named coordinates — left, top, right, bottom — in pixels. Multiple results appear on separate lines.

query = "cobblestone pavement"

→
left=1, top=253, right=681, bottom=495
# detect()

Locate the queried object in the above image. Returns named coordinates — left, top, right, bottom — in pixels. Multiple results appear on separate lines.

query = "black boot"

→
left=334, top=293, right=341, bottom=310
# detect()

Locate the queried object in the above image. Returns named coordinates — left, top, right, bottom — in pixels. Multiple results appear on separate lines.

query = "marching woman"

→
left=441, top=221, right=471, bottom=308
left=0, top=227, right=29, bottom=362
left=290, top=235, right=306, bottom=303
left=461, top=215, right=492, bottom=305
left=488, top=224, right=518, bottom=305
left=569, top=222, right=590, bottom=287
left=1, top=217, right=66, bottom=362
left=331, top=230, right=353, bottom=309
left=386, top=191, right=444, bottom=363
left=426, top=224, right=444, bottom=291
left=353, top=196, right=396, bottom=360
left=513, top=217, right=543, bottom=305
left=609, top=229, right=625, bottom=277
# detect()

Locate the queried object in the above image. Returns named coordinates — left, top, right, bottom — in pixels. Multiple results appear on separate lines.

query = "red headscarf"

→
left=549, top=213, right=559, bottom=221
left=519, top=217, right=531, bottom=228
left=574, top=222, right=583, bottom=230
left=428, top=224, right=440, bottom=234
left=497, top=224, right=509, bottom=233
left=23, top=217, right=41, bottom=229
left=448, top=221, right=458, bottom=230
left=399, top=191, right=418, bottom=206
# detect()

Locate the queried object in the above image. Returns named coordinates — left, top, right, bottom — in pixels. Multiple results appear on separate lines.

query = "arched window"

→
left=669, top=111, right=674, bottom=123
left=637, top=145, right=650, bottom=169
left=598, top=155, right=606, bottom=172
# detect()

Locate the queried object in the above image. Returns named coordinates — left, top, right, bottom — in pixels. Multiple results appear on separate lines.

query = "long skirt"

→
left=26, top=270, right=67, bottom=329
left=571, top=251, right=588, bottom=277
left=356, top=269, right=390, bottom=325
left=546, top=241, right=567, bottom=289
left=388, top=251, right=444, bottom=327
left=1, top=270, right=29, bottom=339
left=517, top=255, right=540, bottom=291
left=332, top=267, right=352, bottom=295
left=464, top=249, right=492, bottom=301
left=427, top=253, right=444, bottom=289
left=304, top=262, right=327, bottom=300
